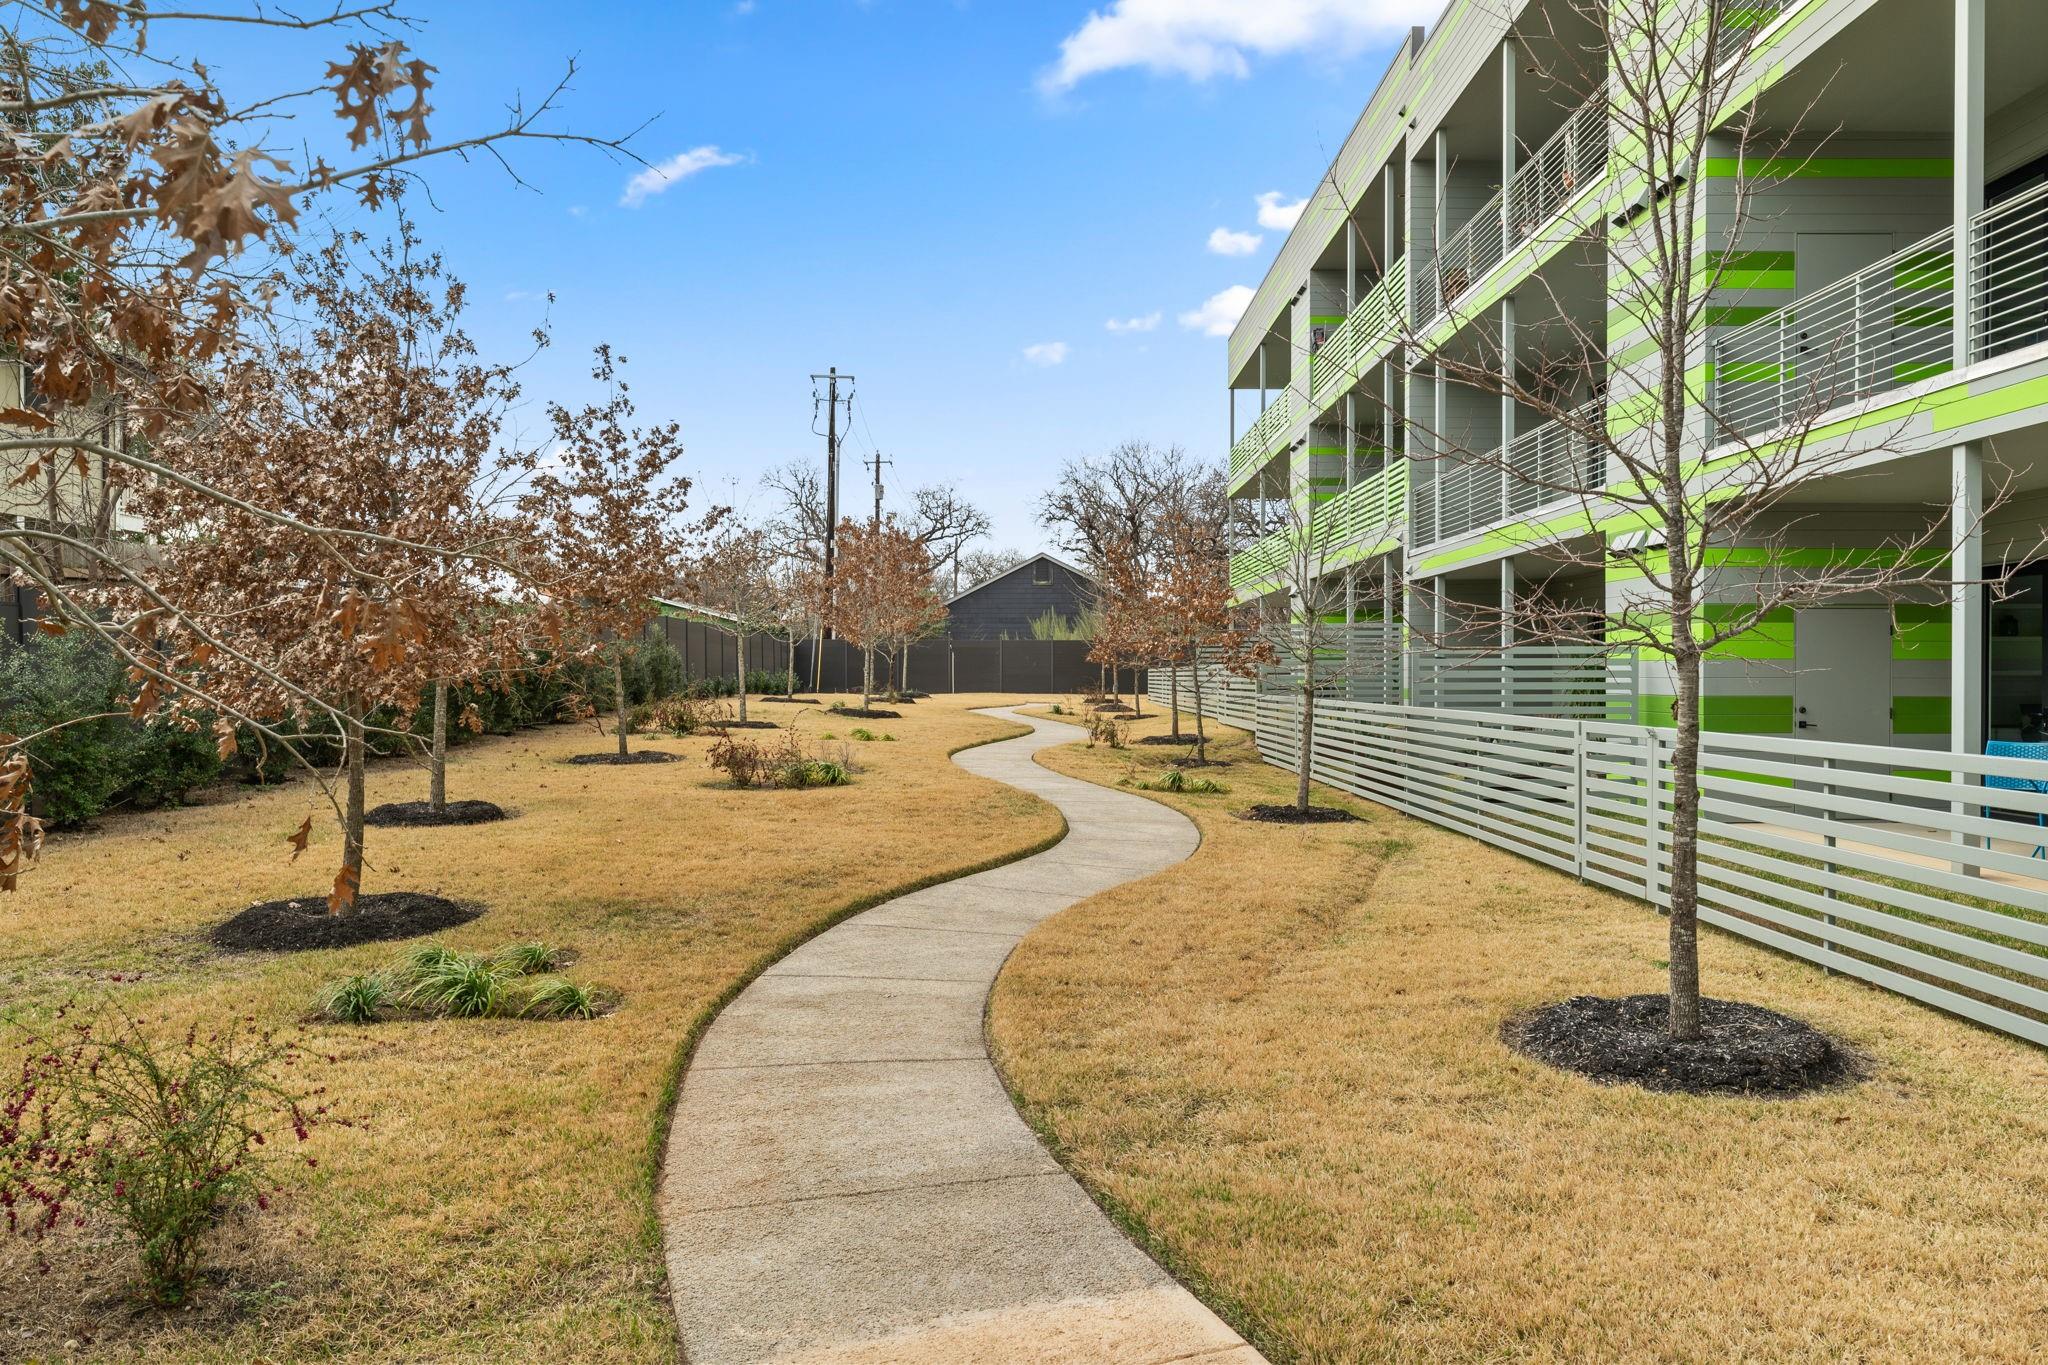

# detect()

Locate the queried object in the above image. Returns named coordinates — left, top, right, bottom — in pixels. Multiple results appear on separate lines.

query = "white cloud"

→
left=1023, top=341, right=1070, bottom=366
left=1255, top=190, right=1307, bottom=230
left=1106, top=312, right=1162, bottom=333
left=620, top=146, right=746, bottom=207
left=1178, top=285, right=1254, bottom=338
left=1041, top=0, right=1438, bottom=91
left=1207, top=226, right=1262, bottom=256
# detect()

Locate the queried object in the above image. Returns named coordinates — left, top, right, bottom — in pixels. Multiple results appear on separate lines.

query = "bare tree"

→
left=689, top=522, right=782, bottom=723
left=1316, top=0, right=2020, bottom=1038
left=813, top=517, right=945, bottom=711
left=908, top=483, right=992, bottom=595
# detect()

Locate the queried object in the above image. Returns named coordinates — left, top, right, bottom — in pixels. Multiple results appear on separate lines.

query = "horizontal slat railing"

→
left=1140, top=683, right=2048, bottom=1046
left=1426, top=92, right=1608, bottom=325
left=1410, top=645, right=1635, bottom=719
left=1412, top=404, right=1603, bottom=548
left=1709, top=226, right=1954, bottom=440
left=1310, top=259, right=1407, bottom=406
left=1229, top=392, right=1294, bottom=485
left=1230, top=462, right=1408, bottom=593
left=1970, top=178, right=2048, bottom=364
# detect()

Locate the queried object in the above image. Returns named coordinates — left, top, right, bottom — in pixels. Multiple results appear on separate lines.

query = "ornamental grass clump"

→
left=316, top=942, right=609, bottom=1023
left=0, top=1007, right=329, bottom=1306
left=317, top=971, right=392, bottom=1024
left=396, top=952, right=512, bottom=1019
left=521, top=978, right=600, bottom=1020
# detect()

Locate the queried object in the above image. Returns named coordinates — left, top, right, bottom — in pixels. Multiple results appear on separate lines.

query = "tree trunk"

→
left=1667, top=646, right=1704, bottom=1040
left=1296, top=684, right=1315, bottom=812
left=785, top=638, right=797, bottom=699
left=1169, top=665, right=1181, bottom=738
left=902, top=640, right=914, bottom=695
left=339, top=706, right=367, bottom=915
left=861, top=646, right=874, bottom=710
left=733, top=630, right=748, bottom=723
left=614, top=653, right=629, bottom=758
left=1192, top=664, right=1207, bottom=763
left=429, top=680, right=448, bottom=812
left=811, top=624, right=823, bottom=693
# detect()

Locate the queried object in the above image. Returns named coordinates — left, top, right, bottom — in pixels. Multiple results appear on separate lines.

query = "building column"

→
left=1500, top=557, right=1516, bottom=651
left=1432, top=363, right=1446, bottom=546
left=1258, top=345, right=1269, bottom=414
left=1345, top=392, right=1357, bottom=487
left=1346, top=215, right=1358, bottom=315
left=1501, top=36, right=1519, bottom=246
left=1433, top=128, right=1449, bottom=310
left=1229, top=388, right=1237, bottom=448
left=1500, top=292, right=1516, bottom=524
left=1952, top=441, right=1985, bottom=755
left=1954, top=0, right=1985, bottom=371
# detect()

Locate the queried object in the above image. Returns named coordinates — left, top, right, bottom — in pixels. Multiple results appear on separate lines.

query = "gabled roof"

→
left=944, top=552, right=1093, bottom=607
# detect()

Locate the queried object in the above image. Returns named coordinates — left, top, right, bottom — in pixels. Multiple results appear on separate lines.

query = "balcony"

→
left=1710, top=179, right=2048, bottom=441
left=1412, top=403, right=1605, bottom=548
left=1229, top=461, right=1408, bottom=592
left=1309, top=259, right=1407, bottom=408
left=1229, top=391, right=1295, bottom=486
left=1413, top=92, right=1608, bottom=326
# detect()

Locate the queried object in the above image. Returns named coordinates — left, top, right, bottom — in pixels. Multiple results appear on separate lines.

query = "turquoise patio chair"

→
left=1984, top=739, right=2048, bottom=858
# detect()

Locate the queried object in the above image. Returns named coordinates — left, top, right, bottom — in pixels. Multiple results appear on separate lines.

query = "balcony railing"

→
left=1971, top=178, right=2048, bottom=363
left=1709, top=226, right=1954, bottom=439
left=1415, top=93, right=1608, bottom=324
left=1229, top=461, right=1408, bottom=592
left=1710, top=180, right=2048, bottom=442
left=1411, top=403, right=1604, bottom=548
left=1229, top=391, right=1295, bottom=484
left=1309, top=258, right=1407, bottom=405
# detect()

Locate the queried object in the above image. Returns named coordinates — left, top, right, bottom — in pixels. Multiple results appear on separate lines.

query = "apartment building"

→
left=1226, top=0, right=2048, bottom=758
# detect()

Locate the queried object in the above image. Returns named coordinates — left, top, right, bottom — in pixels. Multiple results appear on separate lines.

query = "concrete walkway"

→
left=661, top=706, right=1263, bottom=1365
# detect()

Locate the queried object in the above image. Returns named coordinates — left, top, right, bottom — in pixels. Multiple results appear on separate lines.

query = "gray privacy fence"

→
left=794, top=637, right=1143, bottom=696
left=644, top=616, right=791, bottom=682
left=1152, top=660, right=2048, bottom=1048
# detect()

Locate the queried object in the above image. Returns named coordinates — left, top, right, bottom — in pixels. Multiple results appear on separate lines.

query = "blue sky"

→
left=206, top=1, right=1437, bottom=549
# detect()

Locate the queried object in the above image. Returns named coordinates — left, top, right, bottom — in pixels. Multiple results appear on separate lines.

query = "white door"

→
left=1793, top=608, right=1893, bottom=748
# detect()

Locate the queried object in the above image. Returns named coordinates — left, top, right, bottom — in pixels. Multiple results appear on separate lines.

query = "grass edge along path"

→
left=988, top=705, right=2048, bottom=1364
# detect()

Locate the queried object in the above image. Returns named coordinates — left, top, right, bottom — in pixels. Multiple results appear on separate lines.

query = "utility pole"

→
left=865, top=448, right=892, bottom=527
left=810, top=368, right=853, bottom=689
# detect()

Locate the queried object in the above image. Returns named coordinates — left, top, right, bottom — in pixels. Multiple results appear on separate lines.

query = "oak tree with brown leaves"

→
left=814, top=517, right=944, bottom=710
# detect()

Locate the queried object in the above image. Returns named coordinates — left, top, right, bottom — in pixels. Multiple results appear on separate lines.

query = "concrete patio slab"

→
left=660, top=706, right=1263, bottom=1364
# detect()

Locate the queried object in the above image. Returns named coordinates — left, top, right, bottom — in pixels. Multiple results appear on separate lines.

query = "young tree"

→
left=1233, top=477, right=1359, bottom=814
left=815, top=517, right=945, bottom=710
left=1087, top=541, right=1151, bottom=717
left=103, top=229, right=527, bottom=913
left=1324, top=0, right=2016, bottom=1037
left=689, top=522, right=782, bottom=723
left=0, top=2, right=630, bottom=890
left=515, top=347, right=712, bottom=759
left=1147, top=505, right=1252, bottom=763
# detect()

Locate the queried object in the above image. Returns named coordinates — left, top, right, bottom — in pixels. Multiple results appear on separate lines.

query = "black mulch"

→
left=827, top=707, right=901, bottom=719
left=1240, top=802, right=1360, bottom=824
left=210, top=892, right=480, bottom=953
left=757, top=696, right=822, bottom=704
left=1503, top=993, right=1862, bottom=1097
left=363, top=799, right=507, bottom=828
left=714, top=719, right=781, bottom=730
left=562, top=750, right=682, bottom=765
left=1136, top=734, right=1198, bottom=746
left=1089, top=703, right=1134, bottom=714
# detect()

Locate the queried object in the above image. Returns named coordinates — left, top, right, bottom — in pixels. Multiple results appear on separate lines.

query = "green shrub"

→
left=633, top=639, right=684, bottom=702
left=745, top=667, right=791, bottom=695
left=494, top=942, right=563, bottom=975
left=684, top=675, right=739, bottom=700
left=318, top=972, right=391, bottom=1023
left=520, top=978, right=600, bottom=1020
left=398, top=953, right=511, bottom=1019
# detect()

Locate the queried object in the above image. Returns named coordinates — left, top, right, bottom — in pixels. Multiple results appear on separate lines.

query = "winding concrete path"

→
left=661, top=706, right=1263, bottom=1365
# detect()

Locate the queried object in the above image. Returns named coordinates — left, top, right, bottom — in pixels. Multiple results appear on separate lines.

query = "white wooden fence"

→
left=1150, top=663, right=2048, bottom=1046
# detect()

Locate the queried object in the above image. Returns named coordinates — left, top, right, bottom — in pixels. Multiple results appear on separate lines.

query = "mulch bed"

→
left=1089, top=703, right=1134, bottom=714
left=1240, top=802, right=1360, bottom=824
left=1503, top=993, right=1861, bottom=1097
left=1136, top=734, right=1198, bottom=746
left=210, top=892, right=480, bottom=953
left=364, top=799, right=507, bottom=828
left=757, top=696, right=822, bottom=704
left=562, top=750, right=682, bottom=765
left=714, top=719, right=780, bottom=730
left=827, top=707, right=901, bottom=719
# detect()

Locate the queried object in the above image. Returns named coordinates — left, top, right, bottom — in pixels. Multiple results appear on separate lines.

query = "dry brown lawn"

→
left=0, top=695, right=1062, bottom=1362
left=989, top=706, right=2048, bottom=1364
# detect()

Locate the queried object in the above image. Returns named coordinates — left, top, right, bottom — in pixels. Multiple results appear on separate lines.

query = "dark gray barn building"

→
left=943, top=553, right=1096, bottom=642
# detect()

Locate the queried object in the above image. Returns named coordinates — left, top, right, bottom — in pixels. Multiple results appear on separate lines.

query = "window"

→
left=1032, top=560, right=1052, bottom=586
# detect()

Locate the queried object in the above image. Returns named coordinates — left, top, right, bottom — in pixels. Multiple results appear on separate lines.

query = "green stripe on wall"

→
left=1893, top=603, right=1952, bottom=660
left=1698, top=157, right=1953, bottom=180
left=1642, top=693, right=1795, bottom=734
left=1893, top=695, right=1950, bottom=735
